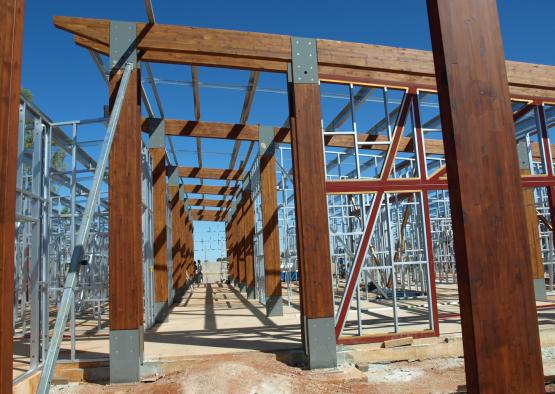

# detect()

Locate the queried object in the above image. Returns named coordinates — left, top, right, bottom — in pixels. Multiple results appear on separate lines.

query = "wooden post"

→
left=259, top=126, right=283, bottom=316
left=150, top=145, right=169, bottom=322
left=426, top=0, right=544, bottom=391
left=168, top=168, right=182, bottom=300
left=287, top=38, right=336, bottom=369
left=0, top=0, right=24, bottom=390
left=238, top=197, right=247, bottom=293
left=243, top=186, right=256, bottom=299
left=177, top=192, right=187, bottom=290
left=108, top=66, right=143, bottom=383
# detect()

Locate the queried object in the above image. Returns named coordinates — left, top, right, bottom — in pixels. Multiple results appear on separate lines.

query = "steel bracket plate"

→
left=304, top=317, right=337, bottom=369
left=147, top=118, right=165, bottom=149
left=167, top=165, right=179, bottom=186
left=109, top=328, right=142, bottom=383
left=516, top=139, right=530, bottom=170
left=259, top=125, right=275, bottom=156
left=290, top=37, right=318, bottom=84
left=110, top=21, right=138, bottom=71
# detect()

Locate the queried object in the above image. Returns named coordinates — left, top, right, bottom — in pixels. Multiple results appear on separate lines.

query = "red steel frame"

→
left=326, top=82, right=555, bottom=345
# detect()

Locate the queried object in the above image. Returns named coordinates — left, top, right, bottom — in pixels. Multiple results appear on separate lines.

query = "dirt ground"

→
left=51, top=347, right=555, bottom=394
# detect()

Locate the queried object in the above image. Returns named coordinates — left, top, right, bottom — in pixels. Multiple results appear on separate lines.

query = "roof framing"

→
left=55, top=16, right=555, bottom=99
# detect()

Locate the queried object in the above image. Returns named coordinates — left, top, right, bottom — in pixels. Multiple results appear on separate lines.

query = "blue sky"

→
left=20, top=0, right=555, bottom=261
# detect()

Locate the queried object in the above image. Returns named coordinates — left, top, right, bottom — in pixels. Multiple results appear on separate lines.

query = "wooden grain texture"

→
left=260, top=148, right=282, bottom=299
left=242, top=189, right=255, bottom=294
left=54, top=16, right=555, bottom=99
left=289, top=82, right=334, bottom=319
left=427, top=0, right=544, bottom=391
left=187, top=198, right=230, bottom=208
left=238, top=199, right=246, bottom=286
left=109, top=68, right=144, bottom=330
left=183, top=212, right=194, bottom=279
left=177, top=200, right=187, bottom=288
left=521, top=171, right=544, bottom=280
left=151, top=148, right=168, bottom=303
left=0, top=0, right=24, bottom=390
left=179, top=166, right=243, bottom=181
left=183, top=184, right=237, bottom=196
left=169, top=185, right=182, bottom=290
left=190, top=209, right=225, bottom=222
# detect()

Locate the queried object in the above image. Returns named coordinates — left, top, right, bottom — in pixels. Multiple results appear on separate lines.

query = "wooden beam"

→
left=109, top=67, right=144, bottom=331
left=54, top=16, right=555, bottom=99
left=242, top=189, right=255, bottom=298
left=187, top=198, right=231, bottom=208
left=182, top=184, right=237, bottom=195
left=289, top=77, right=335, bottom=368
left=190, top=209, right=226, bottom=222
left=179, top=166, right=243, bottom=181
left=150, top=148, right=168, bottom=307
left=0, top=0, right=24, bottom=389
left=260, top=140, right=283, bottom=315
left=240, top=71, right=259, bottom=124
left=169, top=185, right=183, bottom=291
left=427, top=0, right=544, bottom=391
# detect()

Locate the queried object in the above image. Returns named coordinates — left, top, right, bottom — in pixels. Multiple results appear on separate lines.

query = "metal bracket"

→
left=167, top=166, right=179, bottom=186
left=259, top=125, right=275, bottom=156
left=110, top=21, right=138, bottom=72
left=516, top=139, right=530, bottom=170
left=290, top=37, right=318, bottom=84
left=147, top=118, right=165, bottom=149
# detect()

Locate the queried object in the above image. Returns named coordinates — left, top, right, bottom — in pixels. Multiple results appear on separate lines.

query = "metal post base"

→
left=304, top=317, right=337, bottom=369
left=534, top=278, right=547, bottom=301
left=246, top=285, right=256, bottom=299
left=265, top=295, right=283, bottom=317
left=109, top=328, right=143, bottom=383
left=153, top=302, right=169, bottom=323
left=239, top=282, right=246, bottom=293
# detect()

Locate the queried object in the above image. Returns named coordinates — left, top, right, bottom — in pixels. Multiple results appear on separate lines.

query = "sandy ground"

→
left=50, top=346, right=555, bottom=394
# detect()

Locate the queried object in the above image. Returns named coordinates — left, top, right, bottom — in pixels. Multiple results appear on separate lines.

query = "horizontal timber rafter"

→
left=182, top=184, right=236, bottom=195
left=186, top=198, right=231, bottom=208
left=179, top=167, right=243, bottom=181
left=54, top=15, right=555, bottom=99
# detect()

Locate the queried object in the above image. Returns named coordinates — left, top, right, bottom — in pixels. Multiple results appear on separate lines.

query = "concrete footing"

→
left=109, top=327, right=143, bottom=383
left=304, top=317, right=337, bottom=369
left=265, top=295, right=283, bottom=317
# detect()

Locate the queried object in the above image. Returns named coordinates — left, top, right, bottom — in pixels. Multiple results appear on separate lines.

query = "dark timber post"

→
left=0, top=0, right=24, bottom=390
left=238, top=197, right=247, bottom=293
left=148, top=119, right=169, bottom=322
left=288, top=37, right=336, bottom=369
left=242, top=177, right=256, bottom=299
left=168, top=166, right=182, bottom=297
left=427, top=0, right=544, bottom=391
left=259, top=125, right=283, bottom=316
left=108, top=21, right=144, bottom=384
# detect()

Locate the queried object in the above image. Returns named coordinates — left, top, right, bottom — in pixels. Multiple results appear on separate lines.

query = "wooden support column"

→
left=427, top=0, right=544, bottom=391
left=243, top=183, right=256, bottom=299
left=168, top=168, right=183, bottom=300
left=148, top=120, right=169, bottom=322
left=184, top=210, right=194, bottom=280
left=287, top=38, right=336, bottom=369
left=231, top=212, right=239, bottom=286
left=259, top=125, right=283, bottom=316
left=0, top=0, right=24, bottom=390
left=108, top=21, right=143, bottom=383
left=238, top=197, right=247, bottom=293
left=177, top=188, right=187, bottom=290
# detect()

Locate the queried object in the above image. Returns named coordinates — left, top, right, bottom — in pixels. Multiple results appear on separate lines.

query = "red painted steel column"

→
left=427, top=0, right=544, bottom=391
left=0, top=0, right=24, bottom=390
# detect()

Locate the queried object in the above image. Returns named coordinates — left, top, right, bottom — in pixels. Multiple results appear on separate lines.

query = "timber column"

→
left=108, top=21, right=144, bottom=384
left=167, top=166, right=183, bottom=298
left=427, top=0, right=544, bottom=391
left=242, top=177, right=256, bottom=299
left=238, top=196, right=247, bottom=293
left=148, top=119, right=170, bottom=322
left=0, top=0, right=24, bottom=390
left=259, top=125, right=283, bottom=316
left=287, top=37, right=336, bottom=369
